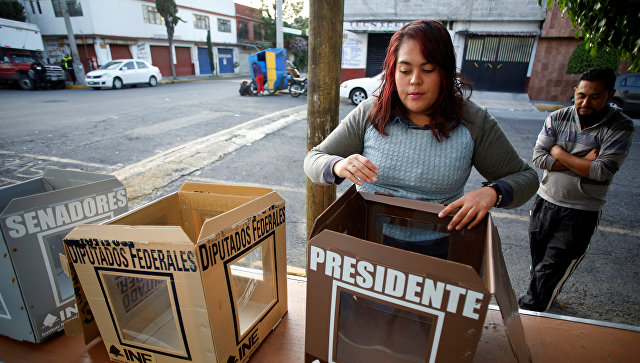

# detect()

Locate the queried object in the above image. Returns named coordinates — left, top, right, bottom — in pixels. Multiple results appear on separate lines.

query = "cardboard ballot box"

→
left=0, top=168, right=128, bottom=342
left=305, top=187, right=530, bottom=363
left=63, top=182, right=287, bottom=363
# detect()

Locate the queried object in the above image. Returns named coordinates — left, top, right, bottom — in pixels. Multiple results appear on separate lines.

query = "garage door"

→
left=198, top=47, right=212, bottom=74
left=366, top=33, right=393, bottom=77
left=78, top=44, right=97, bottom=71
left=175, top=46, right=194, bottom=76
left=218, top=48, right=234, bottom=73
left=110, top=44, right=133, bottom=60
left=150, top=45, right=171, bottom=77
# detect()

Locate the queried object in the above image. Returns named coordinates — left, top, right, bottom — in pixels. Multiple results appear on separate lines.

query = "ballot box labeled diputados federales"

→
left=63, top=182, right=287, bottom=363
left=0, top=168, right=128, bottom=342
left=305, top=187, right=531, bottom=363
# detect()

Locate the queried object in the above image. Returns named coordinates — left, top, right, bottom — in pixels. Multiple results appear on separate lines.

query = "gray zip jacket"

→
left=304, top=98, right=538, bottom=208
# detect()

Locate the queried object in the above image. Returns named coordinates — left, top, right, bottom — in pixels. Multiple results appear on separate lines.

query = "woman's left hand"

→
left=438, top=187, right=497, bottom=230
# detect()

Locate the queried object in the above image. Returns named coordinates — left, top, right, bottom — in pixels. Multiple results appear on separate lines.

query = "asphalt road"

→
left=1, top=78, right=638, bottom=327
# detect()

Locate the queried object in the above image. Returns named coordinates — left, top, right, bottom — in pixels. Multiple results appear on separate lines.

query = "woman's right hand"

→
left=333, top=154, right=379, bottom=186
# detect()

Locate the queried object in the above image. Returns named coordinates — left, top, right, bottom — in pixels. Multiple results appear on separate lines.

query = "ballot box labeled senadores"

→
left=0, top=168, right=128, bottom=342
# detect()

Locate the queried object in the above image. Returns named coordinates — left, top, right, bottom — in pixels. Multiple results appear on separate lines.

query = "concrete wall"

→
left=24, top=0, right=236, bottom=44
left=344, top=0, right=546, bottom=21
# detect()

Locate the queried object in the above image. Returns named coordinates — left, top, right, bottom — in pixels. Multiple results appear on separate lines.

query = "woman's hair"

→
left=368, top=20, right=471, bottom=141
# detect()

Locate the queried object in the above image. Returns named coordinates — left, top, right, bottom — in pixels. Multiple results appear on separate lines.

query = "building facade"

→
left=340, top=0, right=546, bottom=93
left=22, top=0, right=241, bottom=77
left=234, top=3, right=269, bottom=74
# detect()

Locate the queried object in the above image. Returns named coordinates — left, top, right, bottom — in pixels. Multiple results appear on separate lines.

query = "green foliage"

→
left=206, top=29, right=215, bottom=73
left=258, top=0, right=308, bottom=70
left=0, top=0, right=26, bottom=22
left=155, top=0, right=184, bottom=38
left=566, top=41, right=620, bottom=74
left=540, top=0, right=640, bottom=72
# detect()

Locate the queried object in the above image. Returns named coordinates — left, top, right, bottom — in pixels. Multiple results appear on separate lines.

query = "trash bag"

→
left=239, top=80, right=253, bottom=96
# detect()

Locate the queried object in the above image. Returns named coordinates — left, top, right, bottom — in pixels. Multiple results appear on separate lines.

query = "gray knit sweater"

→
left=533, top=105, right=634, bottom=211
left=304, top=98, right=538, bottom=209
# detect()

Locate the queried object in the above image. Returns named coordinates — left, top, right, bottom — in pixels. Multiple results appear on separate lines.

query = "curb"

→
left=534, top=104, right=568, bottom=112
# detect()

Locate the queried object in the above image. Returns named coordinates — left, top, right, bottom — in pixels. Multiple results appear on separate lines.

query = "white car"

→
left=339, top=73, right=383, bottom=105
left=85, top=59, right=162, bottom=90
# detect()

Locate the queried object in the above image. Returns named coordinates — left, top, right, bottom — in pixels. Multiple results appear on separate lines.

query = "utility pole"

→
left=276, top=0, right=283, bottom=48
left=305, top=0, right=344, bottom=237
left=60, top=0, right=85, bottom=85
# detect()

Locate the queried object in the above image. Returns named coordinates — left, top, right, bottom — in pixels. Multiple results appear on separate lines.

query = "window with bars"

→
left=238, top=21, right=249, bottom=40
left=253, top=24, right=262, bottom=41
left=194, top=14, right=209, bottom=30
left=142, top=5, right=165, bottom=25
left=52, top=0, right=82, bottom=17
left=218, top=18, right=231, bottom=33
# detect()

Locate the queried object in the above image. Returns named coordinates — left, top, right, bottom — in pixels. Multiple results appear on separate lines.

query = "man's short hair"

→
left=577, top=68, right=616, bottom=91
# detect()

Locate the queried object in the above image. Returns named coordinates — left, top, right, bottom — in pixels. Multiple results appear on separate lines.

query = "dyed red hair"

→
left=368, top=20, right=471, bottom=141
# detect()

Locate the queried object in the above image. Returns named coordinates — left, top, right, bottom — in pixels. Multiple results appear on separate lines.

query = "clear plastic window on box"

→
left=41, top=229, right=74, bottom=304
left=336, top=291, right=433, bottom=363
left=377, top=215, right=451, bottom=259
left=99, top=271, right=187, bottom=357
left=227, top=235, right=277, bottom=337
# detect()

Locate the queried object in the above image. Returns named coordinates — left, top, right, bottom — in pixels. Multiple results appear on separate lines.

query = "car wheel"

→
left=349, top=88, right=367, bottom=105
left=19, top=75, right=34, bottom=91
left=149, top=76, right=157, bottom=87
left=112, top=77, right=123, bottom=89
left=609, top=98, right=623, bottom=109
left=289, top=83, right=302, bottom=97
left=250, top=80, right=259, bottom=95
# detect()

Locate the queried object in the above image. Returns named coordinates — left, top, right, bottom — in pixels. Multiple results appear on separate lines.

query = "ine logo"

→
left=42, top=314, right=59, bottom=327
left=107, top=344, right=155, bottom=363
left=109, top=345, right=124, bottom=357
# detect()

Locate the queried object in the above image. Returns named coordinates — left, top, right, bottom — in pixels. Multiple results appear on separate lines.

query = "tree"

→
left=540, top=0, right=640, bottom=72
left=156, top=0, right=184, bottom=79
left=206, top=29, right=215, bottom=74
left=566, top=41, right=619, bottom=74
left=259, top=0, right=305, bottom=46
left=0, top=0, right=26, bottom=21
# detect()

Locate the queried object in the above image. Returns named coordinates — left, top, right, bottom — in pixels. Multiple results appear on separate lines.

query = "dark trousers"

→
left=66, top=68, right=77, bottom=84
left=518, top=195, right=600, bottom=312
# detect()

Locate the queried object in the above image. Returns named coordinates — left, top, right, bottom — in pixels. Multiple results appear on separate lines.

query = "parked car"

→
left=339, top=73, right=383, bottom=105
left=611, top=73, right=640, bottom=113
left=85, top=59, right=162, bottom=89
left=0, top=49, right=66, bottom=90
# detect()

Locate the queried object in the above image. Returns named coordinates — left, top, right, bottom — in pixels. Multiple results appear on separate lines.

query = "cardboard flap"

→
left=42, top=167, right=116, bottom=190
left=198, top=191, right=284, bottom=242
left=486, top=218, right=531, bottom=362
left=179, top=193, right=197, bottom=242
left=0, top=170, right=124, bottom=218
left=65, top=224, right=192, bottom=245
left=62, top=243, right=100, bottom=344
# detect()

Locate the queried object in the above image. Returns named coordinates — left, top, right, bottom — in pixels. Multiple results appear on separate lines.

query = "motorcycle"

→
left=288, top=77, right=307, bottom=97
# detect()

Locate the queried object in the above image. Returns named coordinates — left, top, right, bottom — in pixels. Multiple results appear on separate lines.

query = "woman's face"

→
left=394, top=38, right=442, bottom=125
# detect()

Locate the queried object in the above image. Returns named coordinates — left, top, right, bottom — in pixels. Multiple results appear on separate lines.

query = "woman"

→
left=304, top=20, right=537, bottom=231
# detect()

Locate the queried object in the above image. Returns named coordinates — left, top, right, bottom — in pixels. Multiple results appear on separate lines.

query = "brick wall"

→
left=528, top=38, right=580, bottom=102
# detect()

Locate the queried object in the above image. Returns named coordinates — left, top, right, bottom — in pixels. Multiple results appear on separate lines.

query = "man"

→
left=518, top=68, right=635, bottom=312
left=30, top=58, right=47, bottom=90
left=62, top=53, right=77, bottom=85
left=252, top=62, right=264, bottom=95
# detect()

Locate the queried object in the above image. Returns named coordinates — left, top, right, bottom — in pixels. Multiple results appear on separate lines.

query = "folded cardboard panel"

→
left=64, top=182, right=288, bottom=363
left=0, top=168, right=128, bottom=342
left=305, top=187, right=530, bottom=363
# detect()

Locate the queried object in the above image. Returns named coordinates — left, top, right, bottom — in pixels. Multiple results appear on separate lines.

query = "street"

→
left=1, top=78, right=639, bottom=327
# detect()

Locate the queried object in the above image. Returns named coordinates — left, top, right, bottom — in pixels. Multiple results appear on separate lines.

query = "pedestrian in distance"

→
left=62, top=53, right=77, bottom=85
left=518, top=68, right=635, bottom=312
left=252, top=61, right=265, bottom=95
left=304, top=20, right=538, bottom=236
left=30, top=58, right=47, bottom=90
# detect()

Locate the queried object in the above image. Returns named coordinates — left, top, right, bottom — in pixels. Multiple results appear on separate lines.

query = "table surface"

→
left=1, top=277, right=638, bottom=362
